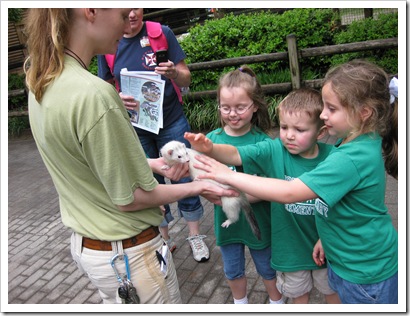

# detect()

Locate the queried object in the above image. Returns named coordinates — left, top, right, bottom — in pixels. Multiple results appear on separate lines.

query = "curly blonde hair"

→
left=323, top=60, right=398, bottom=179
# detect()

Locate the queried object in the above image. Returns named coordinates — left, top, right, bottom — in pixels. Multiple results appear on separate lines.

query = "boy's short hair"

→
left=276, top=88, right=324, bottom=127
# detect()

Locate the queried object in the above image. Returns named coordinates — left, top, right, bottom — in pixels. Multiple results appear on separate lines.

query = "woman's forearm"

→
left=117, top=181, right=238, bottom=212
left=173, top=61, right=191, bottom=87
left=117, top=183, right=200, bottom=211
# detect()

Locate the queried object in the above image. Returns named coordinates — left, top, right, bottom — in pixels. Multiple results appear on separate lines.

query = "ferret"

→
left=160, top=140, right=261, bottom=240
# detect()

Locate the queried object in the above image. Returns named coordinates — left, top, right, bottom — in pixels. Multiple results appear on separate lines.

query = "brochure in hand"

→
left=120, top=68, right=165, bottom=134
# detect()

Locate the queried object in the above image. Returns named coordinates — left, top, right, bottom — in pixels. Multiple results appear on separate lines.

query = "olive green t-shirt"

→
left=29, top=56, right=162, bottom=240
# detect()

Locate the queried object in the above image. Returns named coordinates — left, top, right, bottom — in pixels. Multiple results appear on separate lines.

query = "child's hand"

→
left=312, top=239, right=326, bottom=266
left=193, top=154, right=233, bottom=185
left=184, top=132, right=213, bottom=154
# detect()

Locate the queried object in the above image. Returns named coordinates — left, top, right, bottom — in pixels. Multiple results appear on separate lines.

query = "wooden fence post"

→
left=364, top=9, right=373, bottom=19
left=286, top=34, right=301, bottom=90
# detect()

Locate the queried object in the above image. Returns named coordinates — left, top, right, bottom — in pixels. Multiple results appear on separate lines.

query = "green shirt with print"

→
left=238, top=138, right=332, bottom=271
left=299, top=133, right=398, bottom=284
left=207, top=128, right=271, bottom=249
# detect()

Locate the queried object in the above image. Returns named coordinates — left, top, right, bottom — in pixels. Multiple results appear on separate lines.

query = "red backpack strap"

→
left=105, top=54, right=115, bottom=73
left=145, top=21, right=168, bottom=51
left=105, top=54, right=120, bottom=92
left=146, top=21, right=183, bottom=104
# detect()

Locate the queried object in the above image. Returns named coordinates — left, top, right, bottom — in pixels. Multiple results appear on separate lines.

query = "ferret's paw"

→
left=161, top=165, right=171, bottom=170
left=221, top=220, right=232, bottom=228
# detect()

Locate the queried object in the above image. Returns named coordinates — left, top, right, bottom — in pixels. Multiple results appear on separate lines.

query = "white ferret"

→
left=160, top=140, right=261, bottom=240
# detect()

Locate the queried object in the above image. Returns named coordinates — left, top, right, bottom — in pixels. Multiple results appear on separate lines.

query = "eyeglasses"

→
left=218, top=103, right=254, bottom=115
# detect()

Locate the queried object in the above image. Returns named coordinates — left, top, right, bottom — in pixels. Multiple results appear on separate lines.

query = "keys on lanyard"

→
left=110, top=253, right=140, bottom=304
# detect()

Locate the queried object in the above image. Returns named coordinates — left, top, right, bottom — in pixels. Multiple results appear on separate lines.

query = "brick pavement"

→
left=6, top=131, right=399, bottom=310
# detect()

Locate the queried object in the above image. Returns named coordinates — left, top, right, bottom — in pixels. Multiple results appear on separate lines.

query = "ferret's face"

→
left=172, top=152, right=189, bottom=163
left=168, top=148, right=190, bottom=163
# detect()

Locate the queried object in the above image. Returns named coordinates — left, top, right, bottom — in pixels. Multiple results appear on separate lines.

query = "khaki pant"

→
left=276, top=268, right=335, bottom=298
left=71, top=232, right=181, bottom=304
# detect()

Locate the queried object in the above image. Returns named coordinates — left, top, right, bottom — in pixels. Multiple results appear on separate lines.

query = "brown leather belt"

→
left=82, top=226, right=160, bottom=251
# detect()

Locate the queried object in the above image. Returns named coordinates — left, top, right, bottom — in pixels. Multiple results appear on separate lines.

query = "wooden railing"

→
left=8, top=37, right=397, bottom=117
left=185, top=36, right=398, bottom=100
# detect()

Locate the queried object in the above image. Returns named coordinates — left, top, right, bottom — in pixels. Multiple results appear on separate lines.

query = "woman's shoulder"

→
left=63, top=67, right=123, bottom=112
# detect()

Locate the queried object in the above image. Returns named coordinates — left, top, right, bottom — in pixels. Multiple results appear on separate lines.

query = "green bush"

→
left=8, top=8, right=24, bottom=23
left=179, top=10, right=397, bottom=132
left=330, top=13, right=398, bottom=74
left=180, top=9, right=340, bottom=91
left=8, top=73, right=27, bottom=111
left=8, top=73, right=25, bottom=90
left=89, top=56, right=98, bottom=76
left=9, top=116, right=30, bottom=137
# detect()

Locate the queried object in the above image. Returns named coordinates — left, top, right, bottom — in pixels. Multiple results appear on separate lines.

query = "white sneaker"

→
left=186, top=235, right=209, bottom=262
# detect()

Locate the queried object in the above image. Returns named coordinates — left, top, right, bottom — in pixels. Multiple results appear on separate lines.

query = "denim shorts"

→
left=220, top=243, right=276, bottom=281
left=159, top=201, right=204, bottom=227
left=327, top=263, right=398, bottom=304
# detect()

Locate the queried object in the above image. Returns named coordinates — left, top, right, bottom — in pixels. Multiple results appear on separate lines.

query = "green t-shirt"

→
left=207, top=128, right=271, bottom=249
left=29, top=56, right=163, bottom=241
left=238, top=138, right=332, bottom=271
left=299, top=133, right=398, bottom=284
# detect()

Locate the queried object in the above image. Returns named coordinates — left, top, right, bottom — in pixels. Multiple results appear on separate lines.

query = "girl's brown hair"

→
left=24, top=9, right=72, bottom=102
left=216, top=65, right=273, bottom=136
left=323, top=60, right=398, bottom=179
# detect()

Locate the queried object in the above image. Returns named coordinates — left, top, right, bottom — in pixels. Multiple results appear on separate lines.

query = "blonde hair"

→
left=216, top=65, right=273, bottom=135
left=323, top=60, right=398, bottom=179
left=24, top=9, right=72, bottom=102
left=276, top=88, right=324, bottom=129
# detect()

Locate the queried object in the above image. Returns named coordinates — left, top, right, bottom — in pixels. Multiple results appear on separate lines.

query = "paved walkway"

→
left=7, top=131, right=398, bottom=310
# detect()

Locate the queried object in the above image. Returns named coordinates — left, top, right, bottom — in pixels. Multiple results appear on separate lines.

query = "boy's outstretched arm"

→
left=184, top=132, right=242, bottom=166
left=194, top=154, right=318, bottom=204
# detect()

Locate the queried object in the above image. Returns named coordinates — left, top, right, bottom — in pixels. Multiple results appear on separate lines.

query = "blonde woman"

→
left=24, top=8, right=236, bottom=304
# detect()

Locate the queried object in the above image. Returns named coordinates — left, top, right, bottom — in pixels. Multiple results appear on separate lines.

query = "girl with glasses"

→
left=206, top=65, right=283, bottom=304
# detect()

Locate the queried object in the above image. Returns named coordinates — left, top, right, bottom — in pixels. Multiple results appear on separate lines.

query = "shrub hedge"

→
left=180, top=8, right=341, bottom=91
left=179, top=9, right=397, bottom=131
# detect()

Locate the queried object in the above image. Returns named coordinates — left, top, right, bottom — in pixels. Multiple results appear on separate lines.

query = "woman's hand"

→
left=119, top=92, right=140, bottom=111
left=195, top=179, right=239, bottom=204
left=184, top=132, right=214, bottom=154
left=312, top=239, right=326, bottom=266
left=155, top=61, right=179, bottom=80
left=148, top=157, right=190, bottom=181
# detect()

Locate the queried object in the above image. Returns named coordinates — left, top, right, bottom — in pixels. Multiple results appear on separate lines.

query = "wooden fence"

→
left=8, top=36, right=398, bottom=117
left=185, top=36, right=398, bottom=100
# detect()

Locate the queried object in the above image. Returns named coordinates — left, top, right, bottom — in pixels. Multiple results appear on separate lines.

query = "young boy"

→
left=186, top=88, right=340, bottom=303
